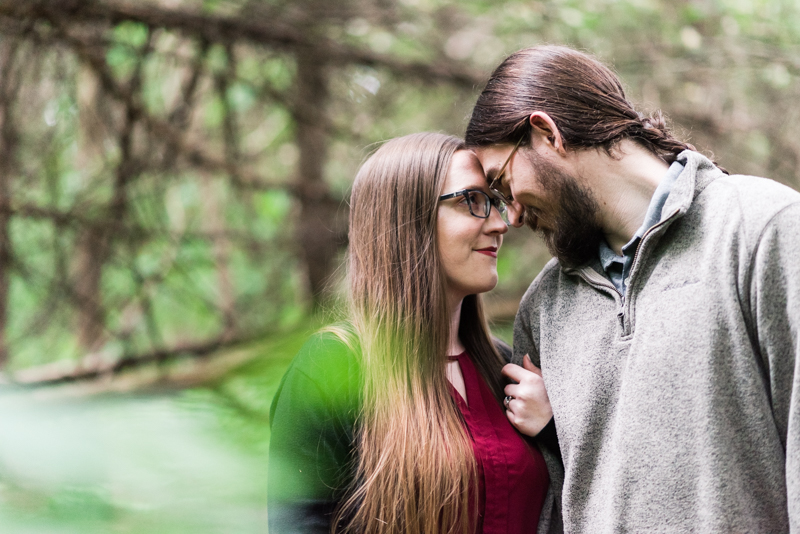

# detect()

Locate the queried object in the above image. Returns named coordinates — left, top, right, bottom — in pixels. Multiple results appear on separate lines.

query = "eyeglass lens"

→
left=464, top=190, right=507, bottom=221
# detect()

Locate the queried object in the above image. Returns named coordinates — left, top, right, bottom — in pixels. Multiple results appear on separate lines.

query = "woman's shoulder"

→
left=268, top=327, right=361, bottom=510
left=276, top=326, right=362, bottom=406
left=270, top=326, right=362, bottom=426
left=289, top=326, right=361, bottom=381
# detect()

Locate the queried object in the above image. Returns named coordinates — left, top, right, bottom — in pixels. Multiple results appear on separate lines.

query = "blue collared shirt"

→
left=598, top=161, right=684, bottom=295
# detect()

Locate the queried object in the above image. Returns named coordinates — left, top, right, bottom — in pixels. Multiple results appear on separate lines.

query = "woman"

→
left=268, top=133, right=557, bottom=534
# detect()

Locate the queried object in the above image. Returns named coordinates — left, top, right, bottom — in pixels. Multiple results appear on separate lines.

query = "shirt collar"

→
left=598, top=160, right=685, bottom=268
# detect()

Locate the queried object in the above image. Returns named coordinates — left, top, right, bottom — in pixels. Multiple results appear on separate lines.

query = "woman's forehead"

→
left=445, top=150, right=489, bottom=191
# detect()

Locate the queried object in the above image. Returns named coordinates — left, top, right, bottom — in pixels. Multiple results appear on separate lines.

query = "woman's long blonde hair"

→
left=332, top=133, right=506, bottom=534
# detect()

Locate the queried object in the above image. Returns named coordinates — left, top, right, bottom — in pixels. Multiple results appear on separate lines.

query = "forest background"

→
left=0, top=0, right=798, bottom=532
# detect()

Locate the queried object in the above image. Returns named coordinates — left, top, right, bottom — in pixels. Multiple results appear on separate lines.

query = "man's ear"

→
left=528, top=111, right=566, bottom=155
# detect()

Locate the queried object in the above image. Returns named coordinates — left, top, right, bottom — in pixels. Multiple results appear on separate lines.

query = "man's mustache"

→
left=524, top=207, right=551, bottom=235
left=524, top=208, right=539, bottom=232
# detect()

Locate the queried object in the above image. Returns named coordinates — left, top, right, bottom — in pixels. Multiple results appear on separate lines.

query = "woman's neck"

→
left=448, top=296, right=466, bottom=356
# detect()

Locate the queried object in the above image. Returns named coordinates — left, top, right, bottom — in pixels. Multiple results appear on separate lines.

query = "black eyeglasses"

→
left=438, top=189, right=508, bottom=224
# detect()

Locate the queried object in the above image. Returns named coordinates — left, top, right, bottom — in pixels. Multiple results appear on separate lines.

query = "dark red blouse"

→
left=449, top=351, right=550, bottom=534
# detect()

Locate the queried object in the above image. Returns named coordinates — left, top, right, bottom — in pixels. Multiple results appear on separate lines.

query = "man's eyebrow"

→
left=484, top=166, right=500, bottom=182
left=457, top=181, right=490, bottom=192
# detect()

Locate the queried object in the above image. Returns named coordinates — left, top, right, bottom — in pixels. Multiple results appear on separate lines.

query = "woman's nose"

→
left=486, top=203, right=509, bottom=234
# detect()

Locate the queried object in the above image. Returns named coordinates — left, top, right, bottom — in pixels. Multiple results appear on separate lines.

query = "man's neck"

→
left=573, top=139, right=670, bottom=253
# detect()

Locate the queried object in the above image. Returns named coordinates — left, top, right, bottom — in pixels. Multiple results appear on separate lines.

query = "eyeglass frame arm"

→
left=488, top=136, right=525, bottom=204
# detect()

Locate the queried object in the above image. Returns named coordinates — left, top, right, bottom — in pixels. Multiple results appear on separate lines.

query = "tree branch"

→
left=0, top=0, right=483, bottom=87
left=1, top=201, right=286, bottom=249
left=6, top=332, right=263, bottom=386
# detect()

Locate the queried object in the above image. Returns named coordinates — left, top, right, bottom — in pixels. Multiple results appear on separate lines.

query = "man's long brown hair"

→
left=465, top=45, right=727, bottom=171
left=331, top=132, right=506, bottom=534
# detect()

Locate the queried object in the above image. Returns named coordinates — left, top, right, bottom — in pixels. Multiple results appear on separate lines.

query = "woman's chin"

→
left=446, top=270, right=499, bottom=299
left=474, top=276, right=499, bottom=295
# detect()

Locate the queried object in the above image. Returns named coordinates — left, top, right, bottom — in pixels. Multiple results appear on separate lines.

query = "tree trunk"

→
left=72, top=30, right=147, bottom=353
left=73, top=228, right=109, bottom=352
left=73, top=64, right=112, bottom=352
left=0, top=39, right=22, bottom=367
left=293, top=50, right=341, bottom=309
left=74, top=91, right=137, bottom=352
left=201, top=175, right=236, bottom=334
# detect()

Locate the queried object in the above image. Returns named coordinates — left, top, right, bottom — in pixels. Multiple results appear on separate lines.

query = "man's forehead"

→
left=471, top=146, right=506, bottom=181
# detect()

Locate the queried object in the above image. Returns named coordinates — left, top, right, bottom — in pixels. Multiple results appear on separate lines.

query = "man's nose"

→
left=506, top=201, right=525, bottom=228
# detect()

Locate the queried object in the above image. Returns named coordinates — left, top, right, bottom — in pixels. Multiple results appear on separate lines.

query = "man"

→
left=465, top=45, right=799, bottom=533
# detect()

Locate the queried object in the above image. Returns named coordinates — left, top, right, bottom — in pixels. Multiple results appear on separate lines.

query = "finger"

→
left=522, top=354, right=543, bottom=377
left=505, top=409, right=516, bottom=426
left=507, top=398, right=522, bottom=414
left=504, top=384, right=520, bottom=398
left=501, top=363, right=528, bottom=383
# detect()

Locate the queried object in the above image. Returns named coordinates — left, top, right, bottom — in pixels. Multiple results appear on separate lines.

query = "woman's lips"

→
left=475, top=246, right=498, bottom=258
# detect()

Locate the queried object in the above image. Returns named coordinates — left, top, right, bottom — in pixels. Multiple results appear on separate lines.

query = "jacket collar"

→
left=661, top=149, right=724, bottom=223
left=563, top=150, right=724, bottom=276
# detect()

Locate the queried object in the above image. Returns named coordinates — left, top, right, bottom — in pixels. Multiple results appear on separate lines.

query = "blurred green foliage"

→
left=4, top=0, right=799, bottom=370
left=0, top=0, right=798, bottom=530
left=0, top=324, right=315, bottom=533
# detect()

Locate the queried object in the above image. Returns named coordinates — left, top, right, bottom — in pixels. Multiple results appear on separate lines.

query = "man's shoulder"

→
left=706, top=173, right=800, bottom=215
left=519, top=257, right=567, bottom=313
left=696, top=173, right=800, bottom=246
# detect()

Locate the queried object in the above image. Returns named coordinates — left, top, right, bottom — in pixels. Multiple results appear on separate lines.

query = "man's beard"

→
left=523, top=151, right=605, bottom=268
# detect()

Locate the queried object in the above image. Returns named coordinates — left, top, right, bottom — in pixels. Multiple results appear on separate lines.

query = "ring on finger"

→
left=504, top=395, right=514, bottom=408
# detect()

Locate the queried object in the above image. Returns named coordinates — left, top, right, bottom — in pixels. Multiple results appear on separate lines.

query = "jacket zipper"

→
left=618, top=208, right=682, bottom=335
left=574, top=267, right=626, bottom=330
left=572, top=208, right=682, bottom=337
left=628, top=209, right=681, bottom=286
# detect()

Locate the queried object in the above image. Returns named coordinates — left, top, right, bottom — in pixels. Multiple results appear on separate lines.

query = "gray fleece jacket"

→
left=514, top=150, right=800, bottom=533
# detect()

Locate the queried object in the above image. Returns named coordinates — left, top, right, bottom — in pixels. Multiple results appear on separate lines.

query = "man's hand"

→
left=501, top=354, right=553, bottom=436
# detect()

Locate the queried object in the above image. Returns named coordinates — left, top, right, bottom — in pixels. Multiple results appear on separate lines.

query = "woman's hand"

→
left=501, top=354, right=553, bottom=436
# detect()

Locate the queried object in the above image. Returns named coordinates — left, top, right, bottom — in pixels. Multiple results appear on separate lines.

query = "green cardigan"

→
left=268, top=333, right=360, bottom=533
